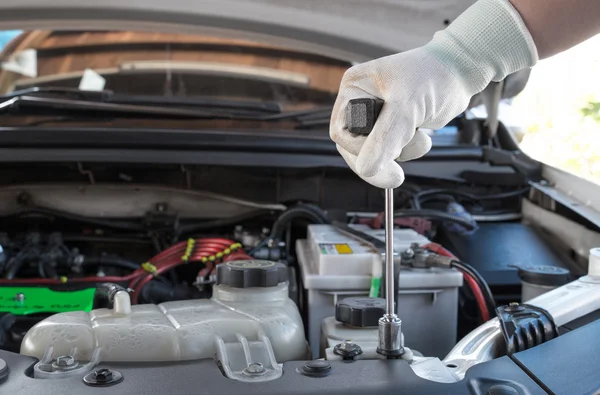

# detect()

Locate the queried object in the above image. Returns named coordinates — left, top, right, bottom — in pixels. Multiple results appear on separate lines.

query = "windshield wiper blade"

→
left=110, top=94, right=282, bottom=114
left=2, top=87, right=282, bottom=115
left=0, top=95, right=267, bottom=120
left=5, top=87, right=113, bottom=102
left=0, top=87, right=335, bottom=124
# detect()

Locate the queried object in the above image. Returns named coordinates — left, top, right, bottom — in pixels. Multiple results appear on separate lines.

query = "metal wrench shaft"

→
left=347, top=98, right=404, bottom=357
left=384, top=187, right=395, bottom=316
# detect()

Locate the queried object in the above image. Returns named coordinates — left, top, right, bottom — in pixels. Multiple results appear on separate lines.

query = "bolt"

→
left=246, top=362, right=265, bottom=373
left=55, top=356, right=75, bottom=367
left=333, top=341, right=363, bottom=359
left=14, top=293, right=25, bottom=303
left=505, top=302, right=524, bottom=313
left=94, top=368, right=113, bottom=382
left=246, top=362, right=264, bottom=373
left=242, top=362, right=267, bottom=376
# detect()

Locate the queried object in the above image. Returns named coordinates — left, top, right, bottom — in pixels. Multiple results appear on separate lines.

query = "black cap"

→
left=517, top=265, right=570, bottom=286
left=216, top=260, right=288, bottom=288
left=335, top=297, right=386, bottom=327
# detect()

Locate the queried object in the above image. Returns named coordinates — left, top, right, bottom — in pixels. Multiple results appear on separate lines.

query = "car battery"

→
left=297, top=224, right=463, bottom=359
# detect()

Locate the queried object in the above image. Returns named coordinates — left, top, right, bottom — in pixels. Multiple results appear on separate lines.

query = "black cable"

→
left=412, top=187, right=530, bottom=209
left=450, top=260, right=497, bottom=313
left=80, top=256, right=140, bottom=271
left=39, top=260, right=58, bottom=279
left=393, top=209, right=477, bottom=231
left=477, top=187, right=531, bottom=200
left=249, top=204, right=330, bottom=256
left=176, top=210, right=271, bottom=238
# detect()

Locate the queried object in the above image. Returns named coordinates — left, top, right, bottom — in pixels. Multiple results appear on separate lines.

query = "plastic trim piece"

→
left=496, top=304, right=558, bottom=356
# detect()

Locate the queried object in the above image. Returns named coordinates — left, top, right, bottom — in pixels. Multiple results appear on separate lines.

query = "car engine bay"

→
left=0, top=161, right=599, bottom=394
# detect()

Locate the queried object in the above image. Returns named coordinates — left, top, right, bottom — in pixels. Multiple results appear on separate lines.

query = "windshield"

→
left=0, top=29, right=467, bottom=145
left=0, top=30, right=345, bottom=108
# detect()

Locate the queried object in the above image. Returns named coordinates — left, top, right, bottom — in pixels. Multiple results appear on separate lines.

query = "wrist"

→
left=423, top=0, right=538, bottom=96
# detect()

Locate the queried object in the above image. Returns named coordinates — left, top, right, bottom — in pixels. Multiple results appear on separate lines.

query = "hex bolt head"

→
left=94, top=368, right=113, bottom=382
left=55, top=356, right=75, bottom=367
left=83, top=368, right=123, bottom=387
left=333, top=341, right=363, bottom=359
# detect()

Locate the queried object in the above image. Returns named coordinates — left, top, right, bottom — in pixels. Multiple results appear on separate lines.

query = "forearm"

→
left=510, top=0, right=600, bottom=58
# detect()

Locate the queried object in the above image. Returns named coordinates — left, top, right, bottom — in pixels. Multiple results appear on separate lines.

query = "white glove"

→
left=330, top=0, right=538, bottom=189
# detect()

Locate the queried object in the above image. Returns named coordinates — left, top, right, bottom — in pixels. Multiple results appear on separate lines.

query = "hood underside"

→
left=0, top=0, right=477, bottom=62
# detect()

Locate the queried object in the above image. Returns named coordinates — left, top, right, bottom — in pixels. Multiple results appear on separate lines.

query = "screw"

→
left=94, top=368, right=113, bottom=382
left=14, top=293, right=25, bottom=303
left=55, top=355, right=75, bottom=367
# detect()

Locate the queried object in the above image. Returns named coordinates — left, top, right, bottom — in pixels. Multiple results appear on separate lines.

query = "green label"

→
left=0, top=287, right=95, bottom=315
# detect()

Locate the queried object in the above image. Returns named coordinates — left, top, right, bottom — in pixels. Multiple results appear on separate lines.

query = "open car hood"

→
left=0, top=0, right=528, bottom=100
left=0, top=0, right=477, bottom=61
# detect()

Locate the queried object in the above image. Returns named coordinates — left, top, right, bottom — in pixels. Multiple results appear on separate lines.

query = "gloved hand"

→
left=330, top=0, right=538, bottom=188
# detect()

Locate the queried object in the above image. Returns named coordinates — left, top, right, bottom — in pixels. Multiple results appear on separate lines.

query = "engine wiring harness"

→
left=402, top=242, right=496, bottom=322
left=0, top=238, right=251, bottom=305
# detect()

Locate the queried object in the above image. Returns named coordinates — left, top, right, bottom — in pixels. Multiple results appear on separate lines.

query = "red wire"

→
left=129, top=238, right=237, bottom=303
left=421, top=242, right=490, bottom=322
left=460, top=270, right=490, bottom=321
left=421, top=242, right=456, bottom=259
left=0, top=238, right=238, bottom=302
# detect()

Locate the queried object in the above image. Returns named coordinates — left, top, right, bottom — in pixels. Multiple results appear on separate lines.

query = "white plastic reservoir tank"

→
left=20, top=260, right=307, bottom=363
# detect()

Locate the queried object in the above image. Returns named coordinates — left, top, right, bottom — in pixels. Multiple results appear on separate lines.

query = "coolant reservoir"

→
left=321, top=297, right=389, bottom=359
left=21, top=260, right=307, bottom=363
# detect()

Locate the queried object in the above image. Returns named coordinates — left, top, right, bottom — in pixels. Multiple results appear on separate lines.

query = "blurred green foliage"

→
left=581, top=101, right=600, bottom=123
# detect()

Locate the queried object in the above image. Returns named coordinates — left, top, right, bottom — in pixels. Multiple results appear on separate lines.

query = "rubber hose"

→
left=297, top=203, right=330, bottom=224
left=270, top=206, right=327, bottom=240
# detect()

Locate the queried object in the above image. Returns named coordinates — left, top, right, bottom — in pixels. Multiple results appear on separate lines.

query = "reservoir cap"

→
left=216, top=260, right=287, bottom=288
left=336, top=297, right=386, bottom=327
left=517, top=265, right=570, bottom=286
